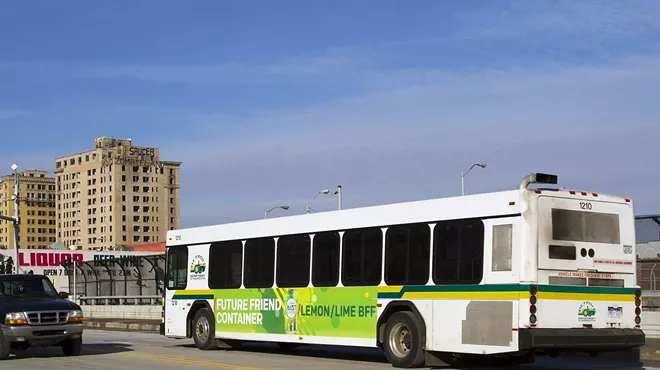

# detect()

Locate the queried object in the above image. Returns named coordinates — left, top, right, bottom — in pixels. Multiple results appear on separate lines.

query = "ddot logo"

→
left=578, top=301, right=596, bottom=322
left=189, top=255, right=206, bottom=280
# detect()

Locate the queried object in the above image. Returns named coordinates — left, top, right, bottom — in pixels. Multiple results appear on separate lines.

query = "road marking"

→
left=118, top=352, right=265, bottom=369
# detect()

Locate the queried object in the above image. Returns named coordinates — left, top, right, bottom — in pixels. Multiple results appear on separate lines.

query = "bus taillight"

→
left=635, top=290, right=642, bottom=327
left=529, top=285, right=537, bottom=326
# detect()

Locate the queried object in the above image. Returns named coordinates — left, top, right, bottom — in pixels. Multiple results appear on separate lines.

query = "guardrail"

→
left=77, top=295, right=163, bottom=305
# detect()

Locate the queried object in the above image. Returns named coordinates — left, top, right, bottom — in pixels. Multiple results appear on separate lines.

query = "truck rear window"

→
left=551, top=208, right=620, bottom=244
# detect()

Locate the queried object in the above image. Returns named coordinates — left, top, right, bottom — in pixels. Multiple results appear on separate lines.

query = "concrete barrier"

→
left=81, top=304, right=161, bottom=321
left=84, top=319, right=161, bottom=332
left=643, top=311, right=660, bottom=339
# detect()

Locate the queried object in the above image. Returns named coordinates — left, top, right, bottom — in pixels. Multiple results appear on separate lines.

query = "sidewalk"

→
left=642, top=338, right=660, bottom=362
left=84, top=318, right=161, bottom=332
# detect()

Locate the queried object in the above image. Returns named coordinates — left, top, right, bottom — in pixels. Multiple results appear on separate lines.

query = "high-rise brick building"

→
left=55, top=137, right=182, bottom=250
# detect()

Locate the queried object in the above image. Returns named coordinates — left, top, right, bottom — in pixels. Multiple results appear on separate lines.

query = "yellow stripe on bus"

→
left=377, top=286, right=404, bottom=293
left=395, top=291, right=632, bottom=302
left=175, top=289, right=213, bottom=295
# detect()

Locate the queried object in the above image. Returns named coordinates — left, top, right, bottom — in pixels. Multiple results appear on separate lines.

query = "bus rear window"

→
left=551, top=209, right=620, bottom=244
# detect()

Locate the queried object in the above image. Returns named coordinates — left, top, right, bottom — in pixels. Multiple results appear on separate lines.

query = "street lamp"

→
left=306, top=189, right=330, bottom=214
left=11, top=164, right=19, bottom=274
left=264, top=205, right=289, bottom=219
left=461, top=163, right=487, bottom=196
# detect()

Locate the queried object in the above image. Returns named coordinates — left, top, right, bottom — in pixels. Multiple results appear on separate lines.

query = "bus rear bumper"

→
left=519, top=328, right=645, bottom=352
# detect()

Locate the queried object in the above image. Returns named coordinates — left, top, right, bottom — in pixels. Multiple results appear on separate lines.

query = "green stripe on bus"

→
left=402, top=284, right=528, bottom=293
left=377, top=284, right=528, bottom=299
left=537, top=285, right=636, bottom=295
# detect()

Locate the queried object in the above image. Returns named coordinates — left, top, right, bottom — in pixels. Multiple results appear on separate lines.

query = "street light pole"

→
left=12, top=164, right=19, bottom=274
left=306, top=189, right=330, bottom=214
left=264, top=205, right=289, bottom=219
left=461, top=163, right=487, bottom=196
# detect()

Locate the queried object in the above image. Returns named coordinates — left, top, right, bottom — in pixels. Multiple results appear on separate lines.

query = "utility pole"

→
left=12, top=165, right=19, bottom=274
left=335, top=185, right=342, bottom=210
left=0, top=165, right=21, bottom=274
left=72, top=257, right=76, bottom=303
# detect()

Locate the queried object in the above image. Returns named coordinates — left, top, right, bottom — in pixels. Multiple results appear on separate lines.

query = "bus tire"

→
left=382, top=311, right=426, bottom=368
left=192, top=308, right=217, bottom=350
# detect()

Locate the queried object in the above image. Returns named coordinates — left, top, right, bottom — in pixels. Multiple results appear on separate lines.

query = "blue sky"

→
left=1, top=0, right=659, bottom=228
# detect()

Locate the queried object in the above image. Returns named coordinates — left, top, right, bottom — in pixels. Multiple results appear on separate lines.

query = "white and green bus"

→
left=161, top=173, right=645, bottom=368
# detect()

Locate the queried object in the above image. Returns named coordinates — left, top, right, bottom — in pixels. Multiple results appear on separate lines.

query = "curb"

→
left=641, top=349, right=660, bottom=362
left=84, top=321, right=160, bottom=332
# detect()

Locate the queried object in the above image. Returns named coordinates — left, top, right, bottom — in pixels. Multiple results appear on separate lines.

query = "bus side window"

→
left=209, top=241, right=243, bottom=289
left=342, top=227, right=382, bottom=286
left=166, top=247, right=188, bottom=290
left=312, top=231, right=340, bottom=287
left=492, top=224, right=513, bottom=272
left=433, top=219, right=484, bottom=284
left=384, top=223, right=430, bottom=285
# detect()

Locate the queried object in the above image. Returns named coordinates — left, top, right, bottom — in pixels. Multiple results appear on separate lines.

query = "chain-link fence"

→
left=637, top=215, right=660, bottom=295
left=59, top=254, right=165, bottom=304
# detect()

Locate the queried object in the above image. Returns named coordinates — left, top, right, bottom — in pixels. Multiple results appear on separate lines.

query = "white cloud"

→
left=0, top=109, right=30, bottom=120
left=455, top=0, right=660, bottom=41
left=73, top=55, right=371, bottom=85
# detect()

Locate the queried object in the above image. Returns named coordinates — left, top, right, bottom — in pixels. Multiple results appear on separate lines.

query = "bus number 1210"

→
left=579, top=202, right=593, bottom=210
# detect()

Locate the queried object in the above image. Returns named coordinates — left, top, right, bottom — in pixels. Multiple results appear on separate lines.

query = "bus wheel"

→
left=383, top=311, right=425, bottom=368
left=192, top=308, right=217, bottom=350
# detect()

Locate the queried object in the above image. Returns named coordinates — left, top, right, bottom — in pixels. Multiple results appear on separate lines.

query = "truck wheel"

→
left=0, top=332, right=10, bottom=360
left=61, top=336, right=82, bottom=356
left=192, top=308, right=217, bottom=350
left=382, top=311, right=426, bottom=368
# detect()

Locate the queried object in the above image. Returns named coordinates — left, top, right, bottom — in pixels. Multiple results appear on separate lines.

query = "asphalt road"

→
left=1, top=329, right=657, bottom=370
